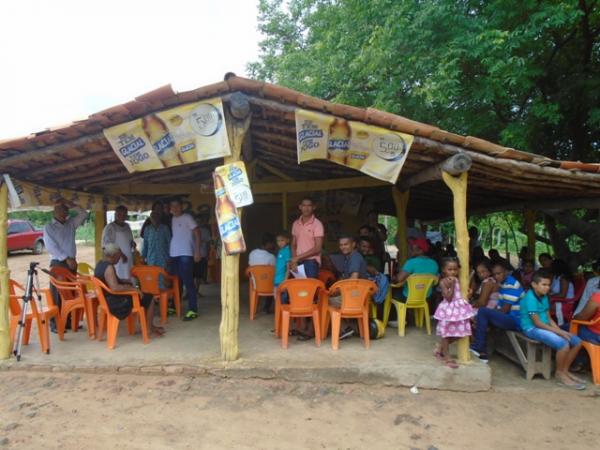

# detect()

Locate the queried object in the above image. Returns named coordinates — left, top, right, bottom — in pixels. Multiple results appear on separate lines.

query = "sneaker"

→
left=469, top=346, right=481, bottom=357
left=182, top=311, right=198, bottom=321
left=340, top=327, right=355, bottom=340
left=167, top=307, right=176, bottom=316
left=470, top=347, right=489, bottom=363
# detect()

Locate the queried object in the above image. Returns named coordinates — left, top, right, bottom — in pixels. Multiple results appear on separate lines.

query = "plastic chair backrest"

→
left=278, top=278, right=325, bottom=314
left=90, top=276, right=114, bottom=312
left=49, top=277, right=84, bottom=302
left=50, top=266, right=77, bottom=282
left=246, top=265, right=275, bottom=294
left=406, top=275, right=437, bottom=305
left=8, top=279, right=24, bottom=315
left=318, top=269, right=336, bottom=288
left=77, top=262, right=95, bottom=275
left=131, top=266, right=163, bottom=295
left=573, top=274, right=586, bottom=301
left=329, top=279, right=377, bottom=313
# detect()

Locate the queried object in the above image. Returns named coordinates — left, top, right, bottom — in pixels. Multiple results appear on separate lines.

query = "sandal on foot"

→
left=444, top=359, right=459, bottom=369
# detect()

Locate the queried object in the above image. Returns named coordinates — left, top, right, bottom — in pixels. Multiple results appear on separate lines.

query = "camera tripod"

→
left=12, top=261, right=45, bottom=361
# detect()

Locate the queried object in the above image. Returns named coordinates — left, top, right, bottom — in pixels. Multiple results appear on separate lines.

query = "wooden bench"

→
left=491, top=330, right=552, bottom=380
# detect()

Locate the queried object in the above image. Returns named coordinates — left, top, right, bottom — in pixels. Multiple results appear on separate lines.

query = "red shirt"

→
left=291, top=215, right=324, bottom=264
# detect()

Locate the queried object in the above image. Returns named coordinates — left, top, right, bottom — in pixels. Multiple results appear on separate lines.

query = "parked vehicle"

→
left=7, top=219, right=45, bottom=254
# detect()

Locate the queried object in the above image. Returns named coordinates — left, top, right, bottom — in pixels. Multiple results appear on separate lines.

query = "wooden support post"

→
left=524, top=209, right=536, bottom=261
left=94, top=210, right=106, bottom=263
left=0, top=182, right=11, bottom=359
left=442, top=171, right=471, bottom=363
left=392, top=188, right=410, bottom=265
left=220, top=93, right=251, bottom=362
left=282, top=193, right=288, bottom=230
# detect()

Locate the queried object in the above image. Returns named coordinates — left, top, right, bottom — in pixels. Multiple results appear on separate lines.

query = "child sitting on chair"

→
left=434, top=258, right=475, bottom=368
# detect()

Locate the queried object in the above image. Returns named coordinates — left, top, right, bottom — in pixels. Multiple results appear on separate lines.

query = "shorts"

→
left=523, top=327, right=582, bottom=351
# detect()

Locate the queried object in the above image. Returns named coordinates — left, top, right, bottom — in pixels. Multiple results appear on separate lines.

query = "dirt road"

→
left=0, top=370, right=597, bottom=449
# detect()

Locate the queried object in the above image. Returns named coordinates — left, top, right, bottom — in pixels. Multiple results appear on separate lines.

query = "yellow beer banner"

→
left=214, top=162, right=253, bottom=208
left=6, top=177, right=151, bottom=211
left=295, top=109, right=413, bottom=184
left=104, top=97, right=231, bottom=173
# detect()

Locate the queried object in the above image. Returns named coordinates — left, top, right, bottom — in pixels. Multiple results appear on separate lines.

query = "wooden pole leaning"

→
left=220, top=93, right=251, bottom=362
left=441, top=170, right=471, bottom=363
left=392, top=188, right=409, bottom=266
left=94, top=209, right=106, bottom=263
left=0, top=183, right=11, bottom=359
left=524, top=209, right=536, bottom=261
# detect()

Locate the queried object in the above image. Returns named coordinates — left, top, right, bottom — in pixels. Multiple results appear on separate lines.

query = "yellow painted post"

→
left=220, top=114, right=251, bottom=362
left=0, top=183, right=11, bottom=359
left=442, top=171, right=470, bottom=363
left=524, top=209, right=536, bottom=261
left=94, top=210, right=106, bottom=263
left=392, top=188, right=409, bottom=265
left=282, top=193, right=288, bottom=230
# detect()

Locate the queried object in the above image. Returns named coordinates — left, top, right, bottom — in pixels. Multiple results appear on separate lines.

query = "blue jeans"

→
left=578, top=326, right=600, bottom=344
left=301, top=259, right=320, bottom=279
left=170, top=256, right=197, bottom=313
left=523, top=327, right=582, bottom=351
left=472, top=308, right=520, bottom=352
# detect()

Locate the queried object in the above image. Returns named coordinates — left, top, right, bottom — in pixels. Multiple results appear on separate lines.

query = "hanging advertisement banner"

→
left=5, top=177, right=151, bottom=211
left=213, top=171, right=246, bottom=255
left=295, top=108, right=413, bottom=184
left=104, top=97, right=231, bottom=173
left=214, top=161, right=253, bottom=208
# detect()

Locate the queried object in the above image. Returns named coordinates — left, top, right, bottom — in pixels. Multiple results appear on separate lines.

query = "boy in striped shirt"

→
left=470, top=262, right=525, bottom=362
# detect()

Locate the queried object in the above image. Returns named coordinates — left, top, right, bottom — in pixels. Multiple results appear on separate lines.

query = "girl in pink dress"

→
left=433, top=258, right=475, bottom=368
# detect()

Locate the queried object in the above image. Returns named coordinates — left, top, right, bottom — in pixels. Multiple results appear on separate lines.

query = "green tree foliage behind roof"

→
left=248, top=0, right=600, bottom=162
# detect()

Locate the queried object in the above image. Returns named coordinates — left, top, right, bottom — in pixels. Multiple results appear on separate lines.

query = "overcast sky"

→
left=0, top=0, right=261, bottom=138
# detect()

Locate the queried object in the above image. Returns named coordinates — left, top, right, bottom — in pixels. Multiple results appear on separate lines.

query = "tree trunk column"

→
left=0, top=183, right=11, bottom=359
left=94, top=210, right=106, bottom=263
left=442, top=171, right=470, bottom=363
left=524, top=209, right=536, bottom=261
left=392, top=188, right=410, bottom=266
left=219, top=109, right=251, bottom=362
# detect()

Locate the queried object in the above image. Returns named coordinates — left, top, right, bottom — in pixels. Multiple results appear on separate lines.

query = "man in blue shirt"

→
left=394, top=237, right=439, bottom=298
left=470, top=262, right=525, bottom=362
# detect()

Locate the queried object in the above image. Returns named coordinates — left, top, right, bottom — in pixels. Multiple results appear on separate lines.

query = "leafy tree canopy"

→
left=248, top=0, right=600, bottom=162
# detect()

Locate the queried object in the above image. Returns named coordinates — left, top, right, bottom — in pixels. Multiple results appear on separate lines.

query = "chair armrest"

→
left=38, top=288, right=57, bottom=308
left=571, top=316, right=600, bottom=327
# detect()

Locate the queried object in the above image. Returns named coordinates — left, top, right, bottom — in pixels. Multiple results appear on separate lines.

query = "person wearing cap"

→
left=394, top=237, right=439, bottom=299
left=94, top=243, right=163, bottom=336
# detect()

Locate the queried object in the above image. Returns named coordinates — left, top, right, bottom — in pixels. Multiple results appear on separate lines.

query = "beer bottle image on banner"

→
left=214, top=173, right=246, bottom=255
left=327, top=118, right=351, bottom=166
left=142, top=114, right=183, bottom=167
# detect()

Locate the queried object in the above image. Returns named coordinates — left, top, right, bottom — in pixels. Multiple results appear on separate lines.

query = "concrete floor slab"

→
left=1, top=282, right=491, bottom=392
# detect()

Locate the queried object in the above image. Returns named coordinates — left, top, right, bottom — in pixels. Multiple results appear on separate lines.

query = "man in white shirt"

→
left=102, top=205, right=134, bottom=282
left=248, top=233, right=276, bottom=266
left=43, top=199, right=88, bottom=330
left=170, top=199, right=202, bottom=321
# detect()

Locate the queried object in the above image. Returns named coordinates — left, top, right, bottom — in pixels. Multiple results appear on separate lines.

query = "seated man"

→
left=357, top=236, right=383, bottom=275
left=393, top=237, right=438, bottom=300
left=470, top=261, right=525, bottom=362
left=329, top=235, right=369, bottom=339
left=248, top=233, right=276, bottom=266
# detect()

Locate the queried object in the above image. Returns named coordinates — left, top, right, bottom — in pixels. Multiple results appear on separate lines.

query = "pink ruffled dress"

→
left=434, top=279, right=475, bottom=338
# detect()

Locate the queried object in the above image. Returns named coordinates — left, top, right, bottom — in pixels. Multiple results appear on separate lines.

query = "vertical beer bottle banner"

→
left=214, top=171, right=246, bottom=255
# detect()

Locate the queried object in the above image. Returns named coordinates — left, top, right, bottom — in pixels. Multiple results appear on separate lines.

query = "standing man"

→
left=43, top=199, right=88, bottom=331
left=470, top=261, right=525, bottom=362
left=102, top=205, right=135, bottom=283
left=290, top=197, right=324, bottom=278
left=169, top=199, right=202, bottom=321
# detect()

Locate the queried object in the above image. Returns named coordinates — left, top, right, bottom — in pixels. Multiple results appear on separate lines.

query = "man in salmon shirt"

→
left=290, top=196, right=324, bottom=279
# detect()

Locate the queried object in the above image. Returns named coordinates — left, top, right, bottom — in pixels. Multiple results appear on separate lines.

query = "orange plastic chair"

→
left=275, top=278, right=325, bottom=348
left=569, top=293, right=600, bottom=385
left=48, top=277, right=88, bottom=338
left=91, top=276, right=149, bottom=349
left=131, top=265, right=181, bottom=324
left=246, top=265, right=275, bottom=320
left=49, top=266, right=77, bottom=281
left=318, top=269, right=337, bottom=289
left=326, top=279, right=377, bottom=350
left=9, top=279, right=61, bottom=354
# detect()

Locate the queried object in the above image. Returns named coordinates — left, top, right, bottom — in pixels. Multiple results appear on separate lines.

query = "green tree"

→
left=249, top=0, right=600, bottom=162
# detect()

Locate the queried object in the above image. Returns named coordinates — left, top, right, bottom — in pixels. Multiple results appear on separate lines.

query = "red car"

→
left=7, top=219, right=45, bottom=254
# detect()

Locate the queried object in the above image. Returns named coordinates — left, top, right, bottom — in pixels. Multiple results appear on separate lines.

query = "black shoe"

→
left=340, top=327, right=355, bottom=340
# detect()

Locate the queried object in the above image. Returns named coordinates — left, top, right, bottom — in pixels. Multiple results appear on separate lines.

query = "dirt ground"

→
left=0, top=370, right=598, bottom=450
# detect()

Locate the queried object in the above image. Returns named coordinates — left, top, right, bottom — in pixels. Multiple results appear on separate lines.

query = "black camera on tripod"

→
left=29, top=261, right=40, bottom=270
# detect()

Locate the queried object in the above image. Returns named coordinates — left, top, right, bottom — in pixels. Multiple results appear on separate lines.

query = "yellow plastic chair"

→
left=370, top=285, right=394, bottom=323
left=77, top=262, right=95, bottom=275
left=390, top=274, right=437, bottom=336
